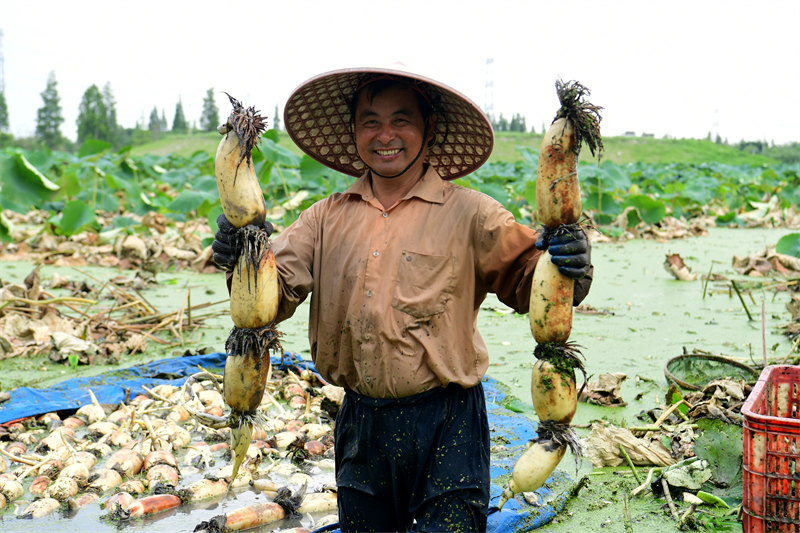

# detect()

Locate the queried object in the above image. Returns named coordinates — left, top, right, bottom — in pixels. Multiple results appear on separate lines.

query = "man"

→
left=213, top=66, right=592, bottom=532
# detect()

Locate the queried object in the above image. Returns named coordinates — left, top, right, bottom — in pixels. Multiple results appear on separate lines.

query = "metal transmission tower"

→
left=0, top=29, right=5, bottom=93
left=484, top=57, right=494, bottom=122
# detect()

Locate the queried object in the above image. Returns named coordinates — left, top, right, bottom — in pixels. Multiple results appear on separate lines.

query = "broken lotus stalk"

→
left=497, top=80, right=602, bottom=510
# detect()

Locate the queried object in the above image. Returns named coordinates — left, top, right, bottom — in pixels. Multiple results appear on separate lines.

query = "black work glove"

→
left=535, top=227, right=591, bottom=279
left=212, top=214, right=274, bottom=271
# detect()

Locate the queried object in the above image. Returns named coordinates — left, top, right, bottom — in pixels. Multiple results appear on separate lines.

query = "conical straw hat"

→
left=284, top=66, right=494, bottom=180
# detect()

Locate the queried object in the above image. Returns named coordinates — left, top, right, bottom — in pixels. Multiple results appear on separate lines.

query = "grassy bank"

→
left=132, top=130, right=780, bottom=166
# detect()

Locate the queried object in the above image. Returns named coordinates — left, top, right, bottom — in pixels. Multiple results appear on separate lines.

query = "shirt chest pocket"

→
left=391, top=251, right=456, bottom=319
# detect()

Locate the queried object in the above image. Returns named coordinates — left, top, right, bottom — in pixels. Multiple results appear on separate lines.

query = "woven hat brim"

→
left=283, top=67, right=494, bottom=181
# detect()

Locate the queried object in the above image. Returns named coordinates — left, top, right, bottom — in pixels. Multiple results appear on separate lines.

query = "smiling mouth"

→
left=375, top=148, right=401, bottom=156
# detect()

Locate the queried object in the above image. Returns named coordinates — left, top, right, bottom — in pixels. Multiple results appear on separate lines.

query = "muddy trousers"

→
left=334, top=383, right=490, bottom=533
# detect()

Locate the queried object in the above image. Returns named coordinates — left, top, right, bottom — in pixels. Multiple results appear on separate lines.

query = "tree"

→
left=102, top=82, right=120, bottom=145
left=172, top=98, right=188, bottom=133
left=0, top=91, right=10, bottom=148
left=199, top=88, right=219, bottom=132
left=148, top=106, right=162, bottom=140
left=504, top=113, right=527, bottom=132
left=509, top=114, right=519, bottom=132
left=0, top=91, right=8, bottom=132
left=273, top=104, right=280, bottom=131
left=35, top=71, right=66, bottom=149
left=513, top=113, right=526, bottom=132
left=161, top=110, right=168, bottom=132
left=77, top=84, right=110, bottom=143
left=496, top=113, right=508, bottom=132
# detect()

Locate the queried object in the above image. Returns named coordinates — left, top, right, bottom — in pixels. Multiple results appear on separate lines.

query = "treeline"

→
left=1, top=75, right=799, bottom=164
left=733, top=139, right=800, bottom=164
left=489, top=112, right=527, bottom=132
left=0, top=71, right=222, bottom=151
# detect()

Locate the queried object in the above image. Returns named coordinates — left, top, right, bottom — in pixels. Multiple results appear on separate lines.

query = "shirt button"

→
left=365, top=376, right=371, bottom=383
left=382, top=212, right=388, bottom=218
left=372, top=251, right=379, bottom=257
left=367, top=290, right=372, bottom=297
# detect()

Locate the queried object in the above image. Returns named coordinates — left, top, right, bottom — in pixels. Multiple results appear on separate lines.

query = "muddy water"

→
left=485, top=226, right=795, bottom=427
left=0, top=227, right=794, bottom=531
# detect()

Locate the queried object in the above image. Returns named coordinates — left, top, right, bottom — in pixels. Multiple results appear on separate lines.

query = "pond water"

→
left=485, top=226, right=795, bottom=426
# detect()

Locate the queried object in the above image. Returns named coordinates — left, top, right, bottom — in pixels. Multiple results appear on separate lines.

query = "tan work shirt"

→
left=271, top=166, right=591, bottom=398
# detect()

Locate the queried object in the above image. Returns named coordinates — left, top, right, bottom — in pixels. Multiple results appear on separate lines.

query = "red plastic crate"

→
left=742, top=365, right=800, bottom=532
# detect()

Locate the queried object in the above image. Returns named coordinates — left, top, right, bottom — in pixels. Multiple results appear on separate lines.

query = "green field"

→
left=132, top=130, right=781, bottom=166
left=4, top=126, right=797, bottom=251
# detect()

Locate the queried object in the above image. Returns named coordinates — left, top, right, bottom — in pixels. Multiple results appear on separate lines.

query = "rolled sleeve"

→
left=474, top=199, right=541, bottom=313
left=473, top=199, right=593, bottom=313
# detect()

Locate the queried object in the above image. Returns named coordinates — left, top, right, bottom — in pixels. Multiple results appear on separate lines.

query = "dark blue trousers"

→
left=334, top=383, right=490, bottom=532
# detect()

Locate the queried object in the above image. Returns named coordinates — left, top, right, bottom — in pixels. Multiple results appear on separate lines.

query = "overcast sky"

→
left=2, top=0, right=798, bottom=145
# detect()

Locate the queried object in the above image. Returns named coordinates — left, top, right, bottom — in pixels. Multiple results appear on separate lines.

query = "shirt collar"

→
left=343, top=166, right=446, bottom=205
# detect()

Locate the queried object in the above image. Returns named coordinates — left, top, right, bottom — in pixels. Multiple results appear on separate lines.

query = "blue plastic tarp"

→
left=0, top=352, right=574, bottom=531
left=0, top=352, right=232, bottom=424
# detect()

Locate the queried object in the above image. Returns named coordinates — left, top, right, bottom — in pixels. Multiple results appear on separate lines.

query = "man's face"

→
left=353, top=84, right=428, bottom=179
